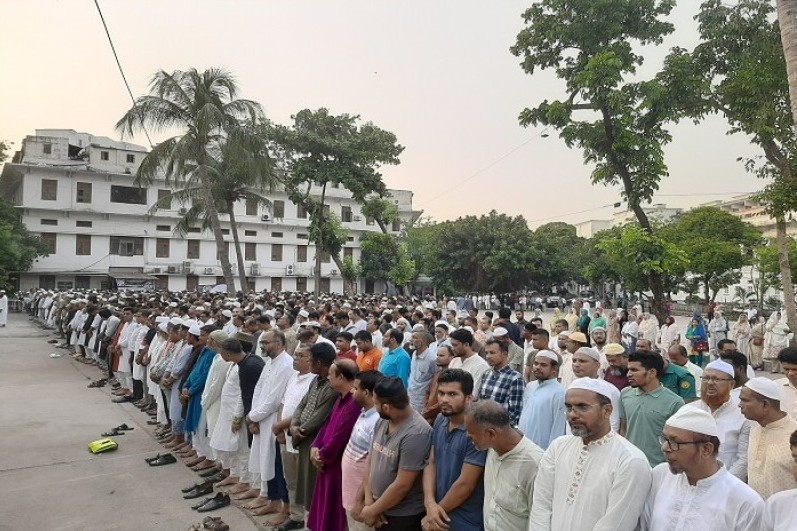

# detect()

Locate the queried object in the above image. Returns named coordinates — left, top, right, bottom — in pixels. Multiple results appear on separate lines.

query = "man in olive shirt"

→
left=619, top=351, right=685, bottom=466
left=355, top=377, right=432, bottom=531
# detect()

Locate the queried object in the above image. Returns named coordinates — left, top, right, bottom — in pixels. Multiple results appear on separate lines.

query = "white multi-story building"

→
left=0, top=129, right=418, bottom=293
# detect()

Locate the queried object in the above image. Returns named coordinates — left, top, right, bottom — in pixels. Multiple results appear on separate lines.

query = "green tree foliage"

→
left=117, top=68, right=267, bottom=292
left=663, top=206, right=763, bottom=302
left=360, top=197, right=400, bottom=234
left=0, top=198, right=49, bottom=290
left=359, top=232, right=395, bottom=282
left=270, top=108, right=403, bottom=296
left=757, top=237, right=797, bottom=289
left=512, top=0, right=679, bottom=319
left=529, top=222, right=586, bottom=290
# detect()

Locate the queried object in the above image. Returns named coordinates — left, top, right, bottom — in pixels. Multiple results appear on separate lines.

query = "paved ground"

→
left=0, top=312, right=261, bottom=531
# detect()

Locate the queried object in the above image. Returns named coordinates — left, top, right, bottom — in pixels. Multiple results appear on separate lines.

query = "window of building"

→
left=297, top=203, right=308, bottom=219
left=245, top=230, right=257, bottom=237
left=341, top=205, right=353, bottom=222
left=297, top=233, right=308, bottom=240
left=392, top=219, right=401, bottom=232
left=40, top=275, right=55, bottom=290
left=271, top=232, right=283, bottom=238
left=273, top=200, right=285, bottom=218
left=271, top=243, right=283, bottom=261
left=296, top=277, right=307, bottom=292
left=76, top=182, right=92, bottom=203
left=186, top=274, right=198, bottom=291
left=126, top=154, right=135, bottom=164
left=347, top=236, right=354, bottom=242
left=319, top=277, right=330, bottom=293
left=271, top=277, right=283, bottom=292
left=156, top=238, right=170, bottom=258
left=110, top=185, right=147, bottom=205
left=40, top=233, right=57, bottom=254
left=156, top=225, right=171, bottom=232
left=75, top=276, right=90, bottom=289
left=155, top=275, right=169, bottom=291
left=245, top=242, right=257, bottom=261
left=245, top=197, right=258, bottom=216
left=76, top=235, right=91, bottom=256
left=186, top=227, right=201, bottom=233
left=344, top=247, right=353, bottom=260
left=297, top=245, right=308, bottom=262
left=41, top=219, right=58, bottom=226
left=100, top=151, right=109, bottom=161
left=187, top=240, right=200, bottom=259
left=109, top=236, right=144, bottom=256
left=41, top=179, right=57, bottom=201
left=157, top=189, right=172, bottom=209
left=221, top=228, right=230, bottom=235
left=43, top=142, right=52, bottom=155
left=76, top=220, right=92, bottom=228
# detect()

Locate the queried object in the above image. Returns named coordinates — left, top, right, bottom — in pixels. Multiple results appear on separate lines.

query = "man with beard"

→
left=529, top=377, right=651, bottom=531
left=423, top=344, right=455, bottom=424
left=422, top=369, right=486, bottom=531
left=572, top=347, right=621, bottom=432
left=640, top=407, right=763, bottom=530
left=523, top=328, right=550, bottom=383
left=355, top=377, right=432, bottom=530
left=603, top=343, right=630, bottom=391
left=590, top=326, right=608, bottom=355
left=519, top=350, right=566, bottom=449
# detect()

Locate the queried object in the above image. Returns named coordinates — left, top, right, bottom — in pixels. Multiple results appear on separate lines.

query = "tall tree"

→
left=117, top=68, right=266, bottom=292
left=512, top=0, right=678, bottom=320
left=0, top=198, right=49, bottom=290
left=270, top=108, right=403, bottom=297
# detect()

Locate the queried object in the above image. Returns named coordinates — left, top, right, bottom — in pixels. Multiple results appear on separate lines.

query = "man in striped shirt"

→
left=341, top=370, right=382, bottom=531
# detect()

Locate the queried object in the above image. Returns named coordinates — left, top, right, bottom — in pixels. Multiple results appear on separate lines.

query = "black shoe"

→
left=198, top=467, right=221, bottom=478
left=181, top=481, right=204, bottom=493
left=145, top=453, right=166, bottom=464
left=149, top=453, right=177, bottom=466
left=183, top=481, right=214, bottom=499
left=112, top=395, right=135, bottom=403
left=206, top=473, right=226, bottom=484
left=275, top=520, right=305, bottom=531
left=191, top=496, right=216, bottom=510
left=195, top=493, right=230, bottom=512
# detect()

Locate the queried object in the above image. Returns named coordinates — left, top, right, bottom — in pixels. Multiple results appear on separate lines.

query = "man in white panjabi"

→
left=761, top=428, right=797, bottom=531
left=529, top=377, right=651, bottom=531
left=0, top=290, right=8, bottom=327
left=640, top=406, right=763, bottom=531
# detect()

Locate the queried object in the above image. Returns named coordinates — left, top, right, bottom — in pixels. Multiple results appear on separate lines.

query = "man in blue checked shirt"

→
left=477, top=339, right=525, bottom=426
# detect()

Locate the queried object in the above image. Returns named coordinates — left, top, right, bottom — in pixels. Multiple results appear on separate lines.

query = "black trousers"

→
left=381, top=513, right=424, bottom=531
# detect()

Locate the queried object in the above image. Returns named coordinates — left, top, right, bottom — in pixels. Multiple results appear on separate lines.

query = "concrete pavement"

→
left=0, top=313, right=260, bottom=531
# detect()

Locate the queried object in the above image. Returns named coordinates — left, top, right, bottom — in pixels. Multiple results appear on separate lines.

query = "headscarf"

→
left=692, top=311, right=706, bottom=328
left=577, top=308, right=590, bottom=329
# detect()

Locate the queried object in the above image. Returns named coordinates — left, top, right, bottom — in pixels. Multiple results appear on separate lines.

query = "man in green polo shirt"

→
left=637, top=338, right=696, bottom=402
left=619, top=351, right=684, bottom=466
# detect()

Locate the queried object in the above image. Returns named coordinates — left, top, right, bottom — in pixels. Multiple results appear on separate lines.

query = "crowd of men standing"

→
left=21, top=288, right=797, bottom=530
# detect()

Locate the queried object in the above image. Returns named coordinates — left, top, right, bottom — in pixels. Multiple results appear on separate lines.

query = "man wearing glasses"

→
left=529, top=377, right=651, bottom=531
left=640, top=406, right=763, bottom=530
left=690, top=360, right=751, bottom=481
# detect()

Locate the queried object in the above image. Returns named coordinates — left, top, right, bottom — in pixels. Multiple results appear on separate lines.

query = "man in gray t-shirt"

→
left=356, top=377, right=432, bottom=530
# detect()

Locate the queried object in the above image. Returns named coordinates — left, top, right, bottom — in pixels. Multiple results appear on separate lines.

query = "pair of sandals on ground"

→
left=187, top=516, right=229, bottom=531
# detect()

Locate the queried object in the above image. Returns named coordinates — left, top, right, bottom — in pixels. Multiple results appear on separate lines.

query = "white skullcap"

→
left=221, top=309, right=233, bottom=319
left=744, top=377, right=781, bottom=401
left=169, top=316, right=184, bottom=326
left=155, top=316, right=170, bottom=324
left=169, top=302, right=178, bottom=308
left=188, top=323, right=202, bottom=337
left=265, top=309, right=276, bottom=318
left=590, top=326, right=606, bottom=333
left=492, top=327, right=508, bottom=338
left=575, top=347, right=601, bottom=362
left=568, top=377, right=619, bottom=401
left=463, top=326, right=474, bottom=333
left=535, top=349, right=561, bottom=365
left=158, top=322, right=169, bottom=333
left=704, top=360, right=735, bottom=379
left=412, top=323, right=426, bottom=332
left=298, top=309, right=309, bottom=318
left=665, top=405, right=719, bottom=437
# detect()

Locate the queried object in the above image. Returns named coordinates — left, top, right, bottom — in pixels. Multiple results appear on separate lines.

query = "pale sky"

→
left=1, top=1, right=763, bottom=227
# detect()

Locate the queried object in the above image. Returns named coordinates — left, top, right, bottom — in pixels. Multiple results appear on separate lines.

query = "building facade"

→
left=1, top=129, right=418, bottom=293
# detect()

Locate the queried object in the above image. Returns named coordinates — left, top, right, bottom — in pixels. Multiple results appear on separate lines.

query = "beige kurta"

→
left=748, top=415, right=797, bottom=499
left=484, top=436, right=544, bottom=531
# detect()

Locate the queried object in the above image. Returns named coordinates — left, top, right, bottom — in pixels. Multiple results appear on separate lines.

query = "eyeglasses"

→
left=564, top=403, right=601, bottom=414
left=659, top=436, right=705, bottom=452
left=699, top=376, right=734, bottom=383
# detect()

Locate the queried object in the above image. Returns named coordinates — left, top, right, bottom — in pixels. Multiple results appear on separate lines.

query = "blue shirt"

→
left=518, top=378, right=567, bottom=450
left=378, top=346, right=411, bottom=388
left=431, top=415, right=487, bottom=530
left=407, top=348, right=438, bottom=411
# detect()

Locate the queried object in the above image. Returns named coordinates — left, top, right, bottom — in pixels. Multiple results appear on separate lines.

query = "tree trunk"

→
left=778, top=0, right=797, bottom=128
left=331, top=253, right=354, bottom=296
left=199, top=166, right=235, bottom=292
left=227, top=200, right=248, bottom=292
left=776, top=217, right=797, bottom=344
left=314, top=183, right=328, bottom=300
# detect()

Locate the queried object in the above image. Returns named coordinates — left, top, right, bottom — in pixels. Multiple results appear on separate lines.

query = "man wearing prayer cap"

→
left=740, top=377, right=797, bottom=499
left=640, top=406, right=763, bottom=530
left=518, top=349, right=566, bottom=450
left=603, top=342, right=630, bottom=391
left=220, top=309, right=237, bottom=336
left=691, top=360, right=751, bottom=480
left=529, top=377, right=651, bottom=531
left=573, top=347, right=621, bottom=432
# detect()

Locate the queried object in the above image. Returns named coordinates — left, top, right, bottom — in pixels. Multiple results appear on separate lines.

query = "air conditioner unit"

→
left=150, top=267, right=162, bottom=274
left=330, top=269, right=339, bottom=276
left=286, top=264, right=295, bottom=276
left=204, top=267, right=215, bottom=275
left=178, top=208, right=188, bottom=215
left=124, top=167, right=131, bottom=174
left=250, top=263, right=260, bottom=276
left=166, top=265, right=179, bottom=274
left=261, top=214, right=270, bottom=222
left=182, top=260, right=193, bottom=274
left=353, top=215, right=362, bottom=222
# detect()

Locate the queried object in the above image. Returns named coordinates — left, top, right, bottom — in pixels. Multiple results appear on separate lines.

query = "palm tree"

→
left=116, top=68, right=265, bottom=292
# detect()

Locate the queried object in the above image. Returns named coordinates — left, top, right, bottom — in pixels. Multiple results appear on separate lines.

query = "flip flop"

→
left=101, top=429, right=125, bottom=437
left=49, top=353, right=63, bottom=358
left=115, top=424, right=134, bottom=431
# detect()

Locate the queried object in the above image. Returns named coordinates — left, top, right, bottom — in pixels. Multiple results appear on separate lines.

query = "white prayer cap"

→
left=221, top=309, right=233, bottom=319
left=412, top=324, right=426, bottom=332
left=535, top=349, right=561, bottom=365
left=169, top=302, right=178, bottom=308
left=704, top=360, right=735, bottom=379
left=463, top=326, right=474, bottom=333
left=575, top=347, right=601, bottom=362
left=265, top=310, right=276, bottom=318
left=298, top=309, right=310, bottom=318
left=492, top=327, right=508, bottom=338
left=188, top=323, right=202, bottom=337
left=169, top=316, right=183, bottom=326
left=158, top=322, right=169, bottom=333
left=568, top=377, right=619, bottom=401
left=744, top=377, right=781, bottom=401
left=155, top=316, right=170, bottom=324
left=665, top=405, right=719, bottom=437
